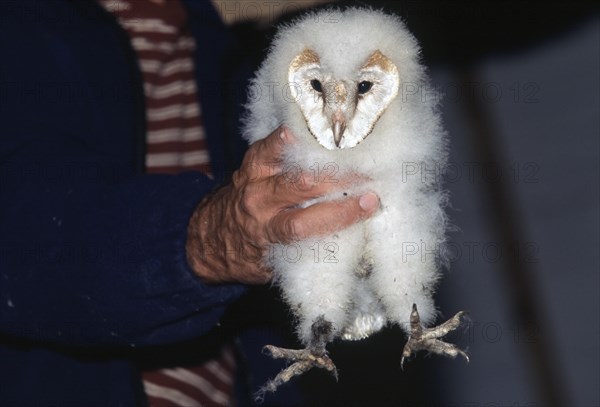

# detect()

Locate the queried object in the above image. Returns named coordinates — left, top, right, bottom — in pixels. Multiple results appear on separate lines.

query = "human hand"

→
left=186, top=126, right=379, bottom=285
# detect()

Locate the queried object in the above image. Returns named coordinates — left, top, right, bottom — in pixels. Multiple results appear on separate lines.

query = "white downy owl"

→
left=242, top=8, right=468, bottom=394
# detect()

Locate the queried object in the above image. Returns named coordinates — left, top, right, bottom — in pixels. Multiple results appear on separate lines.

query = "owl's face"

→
left=288, top=49, right=400, bottom=150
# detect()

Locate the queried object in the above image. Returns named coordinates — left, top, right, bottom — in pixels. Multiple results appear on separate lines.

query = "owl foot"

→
left=256, top=316, right=337, bottom=400
left=401, top=303, right=469, bottom=369
left=255, top=345, right=337, bottom=401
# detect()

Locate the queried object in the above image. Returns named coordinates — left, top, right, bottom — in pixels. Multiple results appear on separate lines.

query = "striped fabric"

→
left=100, top=1, right=232, bottom=405
left=102, top=0, right=212, bottom=175
left=142, top=345, right=237, bottom=407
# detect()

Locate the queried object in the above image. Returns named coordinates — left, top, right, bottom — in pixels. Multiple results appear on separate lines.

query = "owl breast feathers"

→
left=243, top=8, right=448, bottom=347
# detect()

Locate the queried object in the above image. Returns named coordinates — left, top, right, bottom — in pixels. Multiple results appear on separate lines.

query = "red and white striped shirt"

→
left=102, top=0, right=212, bottom=176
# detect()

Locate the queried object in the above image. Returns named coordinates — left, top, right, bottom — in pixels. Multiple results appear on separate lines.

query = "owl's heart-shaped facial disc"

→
left=288, top=48, right=400, bottom=150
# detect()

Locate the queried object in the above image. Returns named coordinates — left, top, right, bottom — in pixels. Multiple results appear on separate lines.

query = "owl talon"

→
left=258, top=316, right=338, bottom=399
left=257, top=345, right=337, bottom=399
left=401, top=304, right=469, bottom=369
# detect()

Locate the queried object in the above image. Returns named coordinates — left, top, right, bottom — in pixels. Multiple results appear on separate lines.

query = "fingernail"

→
left=359, top=192, right=379, bottom=211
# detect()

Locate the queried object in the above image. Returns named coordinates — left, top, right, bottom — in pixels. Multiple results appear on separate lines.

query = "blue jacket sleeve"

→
left=0, top=164, right=246, bottom=347
left=0, top=0, right=247, bottom=347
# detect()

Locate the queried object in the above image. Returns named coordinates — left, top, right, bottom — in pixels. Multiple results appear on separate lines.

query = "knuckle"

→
left=232, top=169, right=245, bottom=187
left=285, top=217, right=303, bottom=240
left=239, top=189, right=257, bottom=214
left=237, top=182, right=263, bottom=214
left=240, top=161, right=262, bottom=182
left=268, top=215, right=303, bottom=243
left=240, top=147, right=257, bottom=168
left=299, top=174, right=317, bottom=191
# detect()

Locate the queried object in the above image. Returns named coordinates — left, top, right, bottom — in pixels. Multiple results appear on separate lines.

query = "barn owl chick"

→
left=242, top=8, right=468, bottom=396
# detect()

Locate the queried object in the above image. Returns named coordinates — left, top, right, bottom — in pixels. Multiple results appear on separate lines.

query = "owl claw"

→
left=256, top=345, right=337, bottom=400
left=257, top=316, right=338, bottom=400
left=401, top=304, right=469, bottom=369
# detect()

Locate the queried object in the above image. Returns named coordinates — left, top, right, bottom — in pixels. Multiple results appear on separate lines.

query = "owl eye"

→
left=358, top=81, right=373, bottom=94
left=310, top=79, right=323, bottom=93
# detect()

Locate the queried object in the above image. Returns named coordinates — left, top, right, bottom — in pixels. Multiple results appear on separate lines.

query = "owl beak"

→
left=332, top=112, right=346, bottom=147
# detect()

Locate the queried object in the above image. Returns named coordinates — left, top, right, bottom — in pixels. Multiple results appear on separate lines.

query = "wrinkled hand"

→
left=186, top=127, right=379, bottom=285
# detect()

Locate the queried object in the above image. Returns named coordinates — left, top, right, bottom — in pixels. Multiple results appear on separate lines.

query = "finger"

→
left=253, top=126, right=292, bottom=165
left=242, top=127, right=293, bottom=181
left=268, top=192, right=380, bottom=243
left=268, top=170, right=368, bottom=208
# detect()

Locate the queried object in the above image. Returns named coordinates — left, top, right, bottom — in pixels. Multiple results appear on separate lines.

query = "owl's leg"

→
left=259, top=316, right=337, bottom=396
left=365, top=198, right=469, bottom=367
left=258, top=229, right=362, bottom=398
left=401, top=304, right=469, bottom=369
